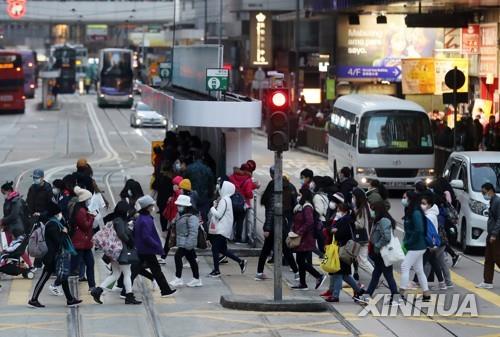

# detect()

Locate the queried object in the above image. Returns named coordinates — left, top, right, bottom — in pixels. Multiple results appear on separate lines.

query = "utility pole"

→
left=294, top=0, right=300, bottom=111
left=273, top=151, right=283, bottom=301
left=218, top=0, right=223, bottom=46
left=171, top=0, right=177, bottom=77
left=204, top=0, right=208, bottom=42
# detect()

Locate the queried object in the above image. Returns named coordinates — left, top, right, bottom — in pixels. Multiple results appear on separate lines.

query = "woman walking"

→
left=90, top=201, right=142, bottom=305
left=28, top=202, right=81, bottom=308
left=169, top=195, right=202, bottom=288
left=132, top=195, right=176, bottom=297
left=290, top=188, right=326, bottom=290
left=208, top=181, right=247, bottom=278
left=362, top=201, right=400, bottom=305
left=321, top=202, right=364, bottom=302
left=70, top=187, right=96, bottom=292
left=351, top=188, right=374, bottom=280
left=400, top=191, right=431, bottom=301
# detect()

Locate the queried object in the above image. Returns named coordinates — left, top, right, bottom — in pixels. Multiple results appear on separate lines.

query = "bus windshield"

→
left=359, top=110, right=433, bottom=154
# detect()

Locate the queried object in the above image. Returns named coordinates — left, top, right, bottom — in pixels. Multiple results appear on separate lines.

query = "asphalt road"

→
left=0, top=92, right=499, bottom=337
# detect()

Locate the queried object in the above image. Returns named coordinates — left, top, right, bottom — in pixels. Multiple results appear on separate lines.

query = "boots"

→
left=90, top=287, right=104, bottom=304
left=125, top=293, right=142, bottom=305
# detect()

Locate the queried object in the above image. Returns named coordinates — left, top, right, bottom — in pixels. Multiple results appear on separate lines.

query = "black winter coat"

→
left=26, top=182, right=53, bottom=220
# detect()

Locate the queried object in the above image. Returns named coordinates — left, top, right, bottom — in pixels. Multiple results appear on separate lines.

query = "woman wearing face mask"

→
left=70, top=187, right=96, bottom=292
left=51, top=179, right=65, bottom=206
left=400, top=191, right=431, bottom=302
left=160, top=176, right=184, bottom=263
left=28, top=202, right=82, bottom=308
left=366, top=179, right=391, bottom=211
left=169, top=195, right=202, bottom=288
left=361, top=201, right=400, bottom=305
left=321, top=202, right=364, bottom=302
left=351, top=188, right=374, bottom=281
left=132, top=195, right=176, bottom=297
left=312, top=176, right=328, bottom=259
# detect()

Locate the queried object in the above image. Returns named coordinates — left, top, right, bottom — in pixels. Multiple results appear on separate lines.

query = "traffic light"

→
left=267, top=88, right=290, bottom=152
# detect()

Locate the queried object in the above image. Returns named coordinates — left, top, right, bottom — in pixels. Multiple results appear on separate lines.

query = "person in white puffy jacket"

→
left=208, top=181, right=247, bottom=278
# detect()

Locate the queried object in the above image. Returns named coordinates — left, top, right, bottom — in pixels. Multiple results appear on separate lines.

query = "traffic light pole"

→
left=273, top=150, right=283, bottom=301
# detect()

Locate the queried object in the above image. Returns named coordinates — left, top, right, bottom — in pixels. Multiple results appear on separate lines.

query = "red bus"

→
left=0, top=51, right=25, bottom=113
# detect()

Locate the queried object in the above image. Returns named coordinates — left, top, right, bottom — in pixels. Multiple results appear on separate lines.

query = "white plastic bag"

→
left=380, top=231, right=405, bottom=267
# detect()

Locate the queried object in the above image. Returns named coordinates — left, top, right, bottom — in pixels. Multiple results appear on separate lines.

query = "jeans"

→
left=175, top=248, right=199, bottom=279
left=330, top=273, right=360, bottom=298
left=31, top=262, right=74, bottom=302
left=131, top=254, right=172, bottom=294
left=257, top=233, right=298, bottom=274
left=101, top=262, right=133, bottom=294
left=400, top=249, right=428, bottom=291
left=210, top=234, right=242, bottom=272
left=435, top=246, right=451, bottom=285
left=295, top=251, right=321, bottom=286
left=366, top=253, right=398, bottom=296
left=71, top=249, right=95, bottom=288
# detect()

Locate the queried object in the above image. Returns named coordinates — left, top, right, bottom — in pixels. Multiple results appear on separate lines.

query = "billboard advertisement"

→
left=250, top=12, right=272, bottom=67
left=336, top=15, right=442, bottom=82
left=87, top=24, right=108, bottom=41
left=172, top=45, right=222, bottom=95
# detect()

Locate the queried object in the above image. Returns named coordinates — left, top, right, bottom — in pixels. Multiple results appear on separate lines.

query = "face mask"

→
left=300, top=178, right=305, bottom=186
left=56, top=213, right=63, bottom=220
left=309, top=182, right=316, bottom=191
left=421, top=204, right=429, bottom=211
left=178, top=206, right=185, bottom=213
left=483, top=193, right=492, bottom=201
left=33, top=178, right=42, bottom=185
left=401, top=198, right=409, bottom=207
left=329, top=201, right=337, bottom=210
left=128, top=190, right=133, bottom=197
left=369, top=209, right=376, bottom=218
left=336, top=212, right=345, bottom=219
left=52, top=188, right=60, bottom=195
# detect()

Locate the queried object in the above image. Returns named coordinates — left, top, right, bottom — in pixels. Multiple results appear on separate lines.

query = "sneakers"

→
left=320, top=289, right=332, bottom=297
left=67, top=298, right=83, bottom=307
left=254, top=273, right=269, bottom=281
left=120, top=289, right=126, bottom=299
left=476, top=282, right=494, bottom=289
left=239, top=260, right=248, bottom=274
left=186, top=278, right=203, bottom=287
left=90, top=287, right=104, bottom=304
left=125, top=293, right=142, bottom=305
left=291, top=284, right=309, bottom=291
left=446, top=282, right=454, bottom=288
left=324, top=296, right=339, bottom=302
left=266, top=257, right=274, bottom=264
left=452, top=255, right=461, bottom=268
left=28, top=299, right=45, bottom=308
left=169, top=277, right=184, bottom=287
left=439, top=282, right=448, bottom=290
left=49, top=285, right=63, bottom=296
left=160, top=289, right=177, bottom=297
left=208, top=270, right=221, bottom=278
left=294, top=272, right=300, bottom=281
left=157, top=257, right=167, bottom=265
left=358, top=295, right=372, bottom=304
left=219, top=256, right=229, bottom=264
left=78, top=277, right=87, bottom=282
left=315, top=275, right=327, bottom=290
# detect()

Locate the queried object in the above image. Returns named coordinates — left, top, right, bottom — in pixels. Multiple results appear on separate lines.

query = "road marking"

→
left=7, top=278, right=33, bottom=305
left=449, top=270, right=500, bottom=307
left=0, top=320, right=65, bottom=332
left=0, top=157, right=40, bottom=168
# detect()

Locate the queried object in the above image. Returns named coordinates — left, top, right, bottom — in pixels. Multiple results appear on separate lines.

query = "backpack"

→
left=231, top=192, right=245, bottom=213
left=425, top=217, right=441, bottom=248
left=28, top=222, right=48, bottom=258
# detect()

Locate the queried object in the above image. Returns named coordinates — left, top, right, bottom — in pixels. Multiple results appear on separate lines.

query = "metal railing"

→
left=304, top=125, right=328, bottom=154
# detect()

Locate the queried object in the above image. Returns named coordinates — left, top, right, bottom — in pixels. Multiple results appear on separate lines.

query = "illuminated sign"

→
left=0, top=63, right=14, bottom=69
left=250, top=12, right=272, bottom=67
left=6, top=0, right=26, bottom=20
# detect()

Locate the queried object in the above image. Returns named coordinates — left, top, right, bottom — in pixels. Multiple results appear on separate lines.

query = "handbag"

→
left=380, top=231, right=405, bottom=267
left=197, top=225, right=208, bottom=249
left=285, top=231, right=301, bottom=249
left=167, top=224, right=177, bottom=249
left=92, top=223, right=123, bottom=261
left=320, top=241, right=341, bottom=273
left=338, top=224, right=361, bottom=264
left=56, top=251, right=71, bottom=280
left=118, top=245, right=140, bottom=265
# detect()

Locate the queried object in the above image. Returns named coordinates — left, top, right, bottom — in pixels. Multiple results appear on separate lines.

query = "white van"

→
left=328, top=94, right=435, bottom=189
left=443, top=151, right=500, bottom=251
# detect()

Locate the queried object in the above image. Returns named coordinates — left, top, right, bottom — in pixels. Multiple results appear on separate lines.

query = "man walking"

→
left=476, top=183, right=500, bottom=289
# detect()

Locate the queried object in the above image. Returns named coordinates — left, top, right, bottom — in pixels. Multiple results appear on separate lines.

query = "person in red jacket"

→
left=70, top=187, right=95, bottom=291
left=160, top=175, right=183, bottom=262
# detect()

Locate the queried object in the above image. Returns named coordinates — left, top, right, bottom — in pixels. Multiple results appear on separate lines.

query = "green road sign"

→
left=206, top=68, right=229, bottom=91
left=159, top=63, right=171, bottom=81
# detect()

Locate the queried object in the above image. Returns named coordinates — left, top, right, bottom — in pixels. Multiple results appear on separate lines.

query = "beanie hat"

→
left=172, top=176, right=183, bottom=186
left=74, top=186, right=92, bottom=202
left=137, top=195, right=156, bottom=210
left=47, top=202, right=61, bottom=218
left=179, top=179, right=192, bottom=191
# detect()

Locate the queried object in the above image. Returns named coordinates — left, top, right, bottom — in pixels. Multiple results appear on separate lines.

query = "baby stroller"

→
left=0, top=234, right=35, bottom=279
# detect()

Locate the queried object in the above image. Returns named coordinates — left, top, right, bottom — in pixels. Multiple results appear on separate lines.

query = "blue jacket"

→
left=403, top=208, right=427, bottom=251
left=133, top=213, right=163, bottom=255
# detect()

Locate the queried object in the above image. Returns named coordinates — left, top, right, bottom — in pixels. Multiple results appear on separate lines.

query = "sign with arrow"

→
left=336, top=66, right=401, bottom=81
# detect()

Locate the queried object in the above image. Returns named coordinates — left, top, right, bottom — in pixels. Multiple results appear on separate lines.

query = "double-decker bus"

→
left=97, top=48, right=133, bottom=108
left=19, top=50, right=37, bottom=98
left=0, top=51, right=25, bottom=113
left=52, top=45, right=76, bottom=94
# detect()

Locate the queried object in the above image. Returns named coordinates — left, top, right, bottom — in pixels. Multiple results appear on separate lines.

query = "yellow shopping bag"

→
left=320, top=242, right=341, bottom=274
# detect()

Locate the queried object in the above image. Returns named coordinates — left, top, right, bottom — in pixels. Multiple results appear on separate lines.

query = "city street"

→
left=0, top=92, right=499, bottom=337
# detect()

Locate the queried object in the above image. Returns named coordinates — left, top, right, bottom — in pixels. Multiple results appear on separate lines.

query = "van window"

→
left=458, top=165, right=468, bottom=191
left=470, top=163, right=500, bottom=192
left=328, top=108, right=356, bottom=146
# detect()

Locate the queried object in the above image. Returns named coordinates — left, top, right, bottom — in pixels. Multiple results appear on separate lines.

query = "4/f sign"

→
left=206, top=68, right=229, bottom=91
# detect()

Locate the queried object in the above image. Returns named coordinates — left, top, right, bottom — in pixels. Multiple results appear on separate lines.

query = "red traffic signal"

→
left=266, top=88, right=290, bottom=152
left=268, top=89, right=289, bottom=110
